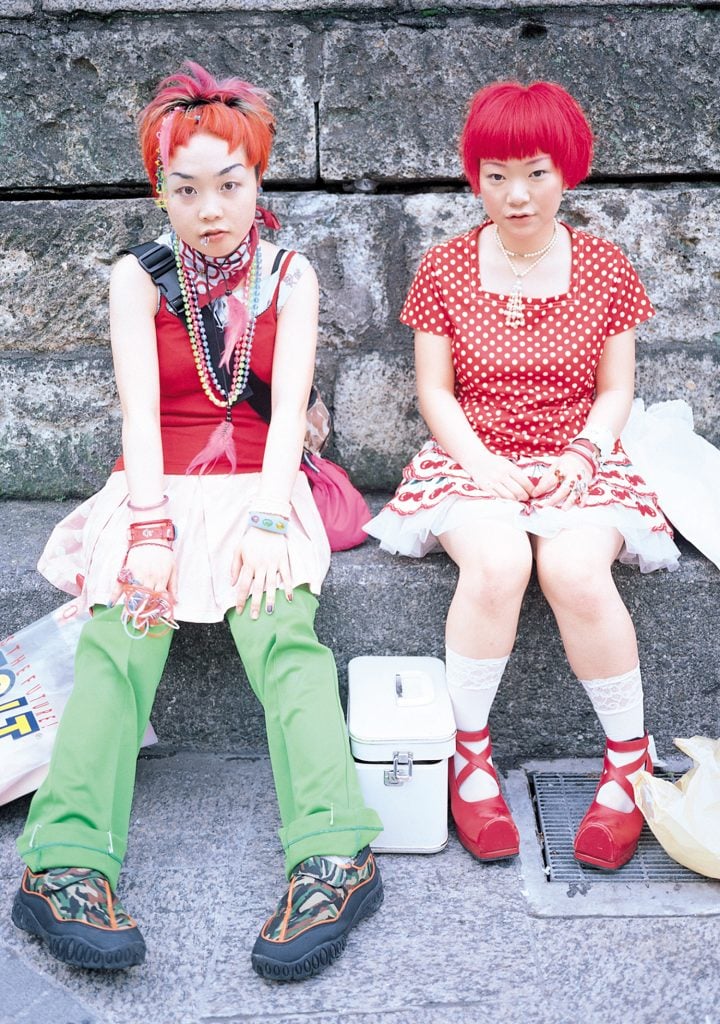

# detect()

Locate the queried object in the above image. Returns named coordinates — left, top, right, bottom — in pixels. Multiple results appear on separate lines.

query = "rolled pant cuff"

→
left=280, top=807, right=384, bottom=876
left=16, top=824, right=126, bottom=891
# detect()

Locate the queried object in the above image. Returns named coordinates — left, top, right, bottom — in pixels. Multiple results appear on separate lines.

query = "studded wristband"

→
left=248, top=511, right=289, bottom=536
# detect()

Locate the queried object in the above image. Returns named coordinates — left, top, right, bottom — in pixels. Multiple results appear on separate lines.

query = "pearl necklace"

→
left=494, top=221, right=559, bottom=329
left=174, top=235, right=262, bottom=411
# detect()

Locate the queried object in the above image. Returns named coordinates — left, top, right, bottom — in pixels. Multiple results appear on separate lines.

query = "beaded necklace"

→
left=173, top=233, right=262, bottom=411
left=494, top=221, right=559, bottom=329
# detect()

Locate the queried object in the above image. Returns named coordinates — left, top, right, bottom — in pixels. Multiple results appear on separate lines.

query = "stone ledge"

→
left=1, top=499, right=718, bottom=761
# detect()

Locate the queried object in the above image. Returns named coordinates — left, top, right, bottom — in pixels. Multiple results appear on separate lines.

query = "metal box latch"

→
left=384, top=751, right=413, bottom=786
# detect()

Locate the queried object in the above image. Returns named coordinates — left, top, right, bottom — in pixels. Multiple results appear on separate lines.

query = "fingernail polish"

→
left=266, top=604, right=274, bottom=615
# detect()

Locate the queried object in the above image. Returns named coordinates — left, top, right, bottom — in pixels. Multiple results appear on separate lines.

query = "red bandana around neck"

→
left=178, top=224, right=258, bottom=307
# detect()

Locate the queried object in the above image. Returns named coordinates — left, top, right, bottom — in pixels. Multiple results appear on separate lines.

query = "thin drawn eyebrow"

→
left=483, top=156, right=551, bottom=168
left=167, top=163, right=248, bottom=181
left=217, top=163, right=247, bottom=176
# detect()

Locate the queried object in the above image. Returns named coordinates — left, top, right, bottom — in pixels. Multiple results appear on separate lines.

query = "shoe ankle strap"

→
left=601, top=735, right=652, bottom=802
left=455, top=726, right=497, bottom=787
left=456, top=724, right=490, bottom=744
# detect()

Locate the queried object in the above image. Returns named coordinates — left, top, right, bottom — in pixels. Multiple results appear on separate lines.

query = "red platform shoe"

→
left=574, top=734, right=653, bottom=871
left=449, top=725, right=520, bottom=861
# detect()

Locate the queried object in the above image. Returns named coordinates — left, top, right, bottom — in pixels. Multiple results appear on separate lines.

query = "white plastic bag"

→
left=634, top=736, right=720, bottom=879
left=0, top=601, right=156, bottom=806
left=621, top=399, right=720, bottom=570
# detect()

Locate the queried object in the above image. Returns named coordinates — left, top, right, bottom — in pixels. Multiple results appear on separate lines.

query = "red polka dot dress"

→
left=365, top=222, right=679, bottom=572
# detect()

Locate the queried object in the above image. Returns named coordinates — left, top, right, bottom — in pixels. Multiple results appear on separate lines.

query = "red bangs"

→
left=139, top=62, right=275, bottom=196
left=460, top=81, right=594, bottom=193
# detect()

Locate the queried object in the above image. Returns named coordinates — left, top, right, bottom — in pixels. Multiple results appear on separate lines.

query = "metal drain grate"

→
left=530, top=769, right=700, bottom=884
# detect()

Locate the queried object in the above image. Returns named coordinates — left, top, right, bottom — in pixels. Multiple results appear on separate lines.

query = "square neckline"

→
left=470, top=220, right=579, bottom=306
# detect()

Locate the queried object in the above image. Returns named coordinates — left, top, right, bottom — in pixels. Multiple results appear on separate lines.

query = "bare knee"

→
left=457, top=545, right=532, bottom=610
left=537, top=547, right=616, bottom=615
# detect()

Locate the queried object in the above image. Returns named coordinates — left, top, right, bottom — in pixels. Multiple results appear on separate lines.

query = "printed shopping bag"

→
left=0, top=601, right=156, bottom=806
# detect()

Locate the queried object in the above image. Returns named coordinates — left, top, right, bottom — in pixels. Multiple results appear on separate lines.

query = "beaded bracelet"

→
left=128, top=495, right=169, bottom=512
left=128, top=519, right=176, bottom=547
left=248, top=511, right=289, bottom=536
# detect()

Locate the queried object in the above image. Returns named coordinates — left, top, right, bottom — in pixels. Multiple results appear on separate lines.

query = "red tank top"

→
left=114, top=258, right=286, bottom=475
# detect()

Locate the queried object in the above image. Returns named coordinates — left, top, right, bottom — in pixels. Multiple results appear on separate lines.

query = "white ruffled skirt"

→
left=364, top=403, right=698, bottom=575
left=38, top=471, right=331, bottom=622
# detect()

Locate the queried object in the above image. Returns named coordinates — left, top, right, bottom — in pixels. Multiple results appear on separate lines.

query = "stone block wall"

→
left=0, top=0, right=718, bottom=497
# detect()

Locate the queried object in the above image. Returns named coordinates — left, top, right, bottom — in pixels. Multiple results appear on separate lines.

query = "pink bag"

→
left=300, top=453, right=370, bottom=551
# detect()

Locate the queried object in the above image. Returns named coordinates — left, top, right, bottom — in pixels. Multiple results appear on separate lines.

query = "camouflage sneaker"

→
left=251, top=846, right=383, bottom=982
left=12, top=867, right=146, bottom=969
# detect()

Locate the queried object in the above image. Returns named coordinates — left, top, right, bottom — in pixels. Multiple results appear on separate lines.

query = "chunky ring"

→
left=569, top=477, right=588, bottom=502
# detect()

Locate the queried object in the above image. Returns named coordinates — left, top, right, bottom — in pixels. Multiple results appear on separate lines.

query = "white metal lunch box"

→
left=347, top=656, right=456, bottom=854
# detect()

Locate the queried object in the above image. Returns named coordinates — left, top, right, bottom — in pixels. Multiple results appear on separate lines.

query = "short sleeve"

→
left=399, top=249, right=454, bottom=338
left=606, top=251, right=655, bottom=335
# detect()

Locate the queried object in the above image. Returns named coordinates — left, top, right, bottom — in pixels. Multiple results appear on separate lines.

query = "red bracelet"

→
left=128, top=495, right=169, bottom=512
left=570, top=437, right=600, bottom=458
left=128, top=519, right=176, bottom=547
left=563, top=444, right=598, bottom=477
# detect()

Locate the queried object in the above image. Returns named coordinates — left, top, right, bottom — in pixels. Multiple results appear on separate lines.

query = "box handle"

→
left=393, top=671, right=434, bottom=707
left=384, top=751, right=413, bottom=786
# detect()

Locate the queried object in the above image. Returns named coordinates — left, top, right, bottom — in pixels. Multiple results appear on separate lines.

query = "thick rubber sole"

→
left=12, top=891, right=146, bottom=970
left=251, top=873, right=384, bottom=982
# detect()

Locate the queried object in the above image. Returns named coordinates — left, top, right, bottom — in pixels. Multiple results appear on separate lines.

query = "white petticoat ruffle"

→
left=366, top=493, right=680, bottom=573
left=38, top=470, right=331, bottom=623
left=363, top=398, right=720, bottom=575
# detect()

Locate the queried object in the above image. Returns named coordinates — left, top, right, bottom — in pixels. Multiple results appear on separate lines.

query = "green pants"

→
left=17, top=588, right=382, bottom=888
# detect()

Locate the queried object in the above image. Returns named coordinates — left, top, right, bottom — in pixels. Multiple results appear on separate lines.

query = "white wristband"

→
left=573, top=426, right=615, bottom=463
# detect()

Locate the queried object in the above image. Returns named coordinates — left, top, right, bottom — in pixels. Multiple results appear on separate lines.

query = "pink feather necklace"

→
left=173, top=230, right=262, bottom=474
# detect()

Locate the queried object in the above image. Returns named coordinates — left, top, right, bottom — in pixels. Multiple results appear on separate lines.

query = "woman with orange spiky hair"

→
left=13, top=63, right=382, bottom=981
left=367, top=81, right=678, bottom=872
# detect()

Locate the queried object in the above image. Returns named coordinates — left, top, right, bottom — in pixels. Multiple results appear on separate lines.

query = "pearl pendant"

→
left=505, top=284, right=525, bottom=329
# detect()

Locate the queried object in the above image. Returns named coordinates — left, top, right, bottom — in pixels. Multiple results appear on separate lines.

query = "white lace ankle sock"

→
left=446, top=647, right=509, bottom=801
left=579, top=665, right=645, bottom=813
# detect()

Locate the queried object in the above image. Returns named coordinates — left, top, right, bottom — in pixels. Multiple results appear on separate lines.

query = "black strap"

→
left=127, top=240, right=274, bottom=423
left=271, top=248, right=287, bottom=275
left=127, top=241, right=186, bottom=317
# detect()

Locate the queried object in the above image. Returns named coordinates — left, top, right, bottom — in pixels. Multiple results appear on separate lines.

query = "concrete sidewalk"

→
left=1, top=751, right=719, bottom=1024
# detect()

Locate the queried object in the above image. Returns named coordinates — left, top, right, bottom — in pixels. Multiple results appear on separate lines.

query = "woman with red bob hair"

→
left=13, top=62, right=383, bottom=981
left=367, top=81, right=678, bottom=869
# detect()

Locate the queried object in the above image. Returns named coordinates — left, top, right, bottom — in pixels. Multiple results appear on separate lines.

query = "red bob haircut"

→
left=460, top=81, right=594, bottom=194
left=139, top=62, right=275, bottom=199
